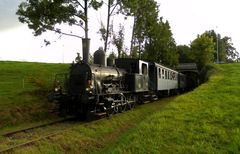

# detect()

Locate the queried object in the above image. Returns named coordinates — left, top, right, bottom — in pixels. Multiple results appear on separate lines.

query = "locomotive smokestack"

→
left=82, top=38, right=90, bottom=63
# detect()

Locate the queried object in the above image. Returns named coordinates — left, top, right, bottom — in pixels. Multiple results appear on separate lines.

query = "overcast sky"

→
left=0, top=0, right=239, bottom=63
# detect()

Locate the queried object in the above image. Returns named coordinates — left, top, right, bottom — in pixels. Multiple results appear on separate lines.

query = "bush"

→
left=199, top=64, right=217, bottom=83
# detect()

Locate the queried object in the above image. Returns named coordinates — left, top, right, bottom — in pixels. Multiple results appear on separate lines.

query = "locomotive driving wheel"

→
left=118, top=94, right=127, bottom=113
left=128, top=95, right=137, bottom=109
left=106, top=107, right=114, bottom=117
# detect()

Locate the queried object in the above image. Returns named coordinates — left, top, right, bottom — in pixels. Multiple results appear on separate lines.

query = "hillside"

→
left=95, top=63, right=240, bottom=153
left=0, top=62, right=240, bottom=153
left=0, top=62, right=239, bottom=153
left=0, top=61, right=68, bottom=129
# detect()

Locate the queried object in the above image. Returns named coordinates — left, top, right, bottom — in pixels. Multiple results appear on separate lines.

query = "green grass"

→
left=0, top=61, right=68, bottom=130
left=1, top=62, right=240, bottom=154
left=94, top=63, right=240, bottom=153
left=11, top=97, right=173, bottom=154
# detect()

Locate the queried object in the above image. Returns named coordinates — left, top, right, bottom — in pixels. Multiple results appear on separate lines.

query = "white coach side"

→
left=155, top=63, right=178, bottom=91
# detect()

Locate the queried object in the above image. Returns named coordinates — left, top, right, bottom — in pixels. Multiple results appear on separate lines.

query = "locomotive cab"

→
left=115, top=58, right=149, bottom=92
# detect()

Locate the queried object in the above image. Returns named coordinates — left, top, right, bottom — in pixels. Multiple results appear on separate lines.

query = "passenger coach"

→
left=148, top=62, right=186, bottom=96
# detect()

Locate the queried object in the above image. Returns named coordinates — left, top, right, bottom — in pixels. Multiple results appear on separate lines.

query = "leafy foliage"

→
left=191, top=34, right=215, bottom=71
left=112, top=24, right=124, bottom=58
left=177, top=45, right=194, bottom=63
left=121, top=0, right=178, bottom=67
left=16, top=0, right=103, bottom=38
left=98, top=20, right=107, bottom=42
left=130, top=0, right=158, bottom=49
left=144, top=19, right=178, bottom=67
left=204, top=30, right=239, bottom=62
left=222, top=36, right=239, bottom=61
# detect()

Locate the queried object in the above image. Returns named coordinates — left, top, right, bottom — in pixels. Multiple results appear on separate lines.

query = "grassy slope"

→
left=0, top=61, right=68, bottom=129
left=8, top=63, right=240, bottom=154
left=95, top=63, right=240, bottom=153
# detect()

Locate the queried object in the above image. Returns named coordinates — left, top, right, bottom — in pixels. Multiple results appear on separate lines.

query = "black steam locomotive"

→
left=50, top=50, right=186, bottom=118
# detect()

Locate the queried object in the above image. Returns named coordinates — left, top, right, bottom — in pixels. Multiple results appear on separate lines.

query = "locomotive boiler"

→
left=51, top=50, right=136, bottom=118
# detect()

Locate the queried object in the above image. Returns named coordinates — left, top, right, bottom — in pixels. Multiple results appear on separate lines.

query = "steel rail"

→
left=1, top=117, right=75, bottom=137
left=0, top=130, right=65, bottom=153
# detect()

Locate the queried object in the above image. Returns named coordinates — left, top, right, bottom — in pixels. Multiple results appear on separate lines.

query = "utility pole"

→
left=216, top=33, right=219, bottom=63
left=216, top=26, right=219, bottom=63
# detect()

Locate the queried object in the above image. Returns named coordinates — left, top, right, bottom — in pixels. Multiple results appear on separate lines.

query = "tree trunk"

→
left=104, top=0, right=111, bottom=53
left=130, top=17, right=136, bottom=58
left=82, top=0, right=89, bottom=64
left=84, top=0, right=88, bottom=39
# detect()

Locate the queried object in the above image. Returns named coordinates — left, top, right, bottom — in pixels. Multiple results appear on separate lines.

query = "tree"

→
left=104, top=0, right=122, bottom=52
left=222, top=36, right=239, bottom=61
left=112, top=24, right=124, bottom=58
left=17, top=0, right=103, bottom=63
left=177, top=45, right=194, bottom=63
left=191, top=34, right=215, bottom=71
left=204, top=30, right=226, bottom=62
left=130, top=46, right=139, bottom=59
left=17, top=0, right=103, bottom=39
left=144, top=19, right=178, bottom=67
left=204, top=30, right=239, bottom=62
left=121, top=0, right=159, bottom=57
left=97, top=0, right=122, bottom=53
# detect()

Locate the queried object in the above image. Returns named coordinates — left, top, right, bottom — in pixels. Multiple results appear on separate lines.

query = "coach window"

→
left=165, top=70, right=167, bottom=79
left=162, top=69, right=165, bottom=79
left=162, top=68, right=164, bottom=79
left=158, top=68, right=161, bottom=78
left=142, top=63, right=148, bottom=75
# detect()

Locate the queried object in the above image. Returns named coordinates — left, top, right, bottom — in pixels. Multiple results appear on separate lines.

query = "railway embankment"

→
left=0, top=61, right=68, bottom=131
left=94, top=63, right=240, bottom=153
left=0, top=62, right=239, bottom=153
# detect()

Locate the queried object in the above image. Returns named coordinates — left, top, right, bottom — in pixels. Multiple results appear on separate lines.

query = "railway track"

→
left=0, top=109, right=132, bottom=153
left=1, top=117, right=75, bottom=137
left=0, top=117, right=80, bottom=153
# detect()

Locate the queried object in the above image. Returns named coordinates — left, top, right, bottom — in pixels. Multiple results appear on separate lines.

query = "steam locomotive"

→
left=50, top=50, right=186, bottom=119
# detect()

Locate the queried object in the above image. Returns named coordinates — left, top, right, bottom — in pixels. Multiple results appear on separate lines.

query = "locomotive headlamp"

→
left=54, top=87, right=59, bottom=92
left=86, top=86, right=93, bottom=93
left=54, top=80, right=62, bottom=92
left=54, top=86, right=62, bottom=92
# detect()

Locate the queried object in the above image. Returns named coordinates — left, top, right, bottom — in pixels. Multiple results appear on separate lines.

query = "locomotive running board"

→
left=95, top=112, right=106, bottom=116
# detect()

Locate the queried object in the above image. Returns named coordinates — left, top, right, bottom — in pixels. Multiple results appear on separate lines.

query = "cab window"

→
left=142, top=63, right=148, bottom=75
